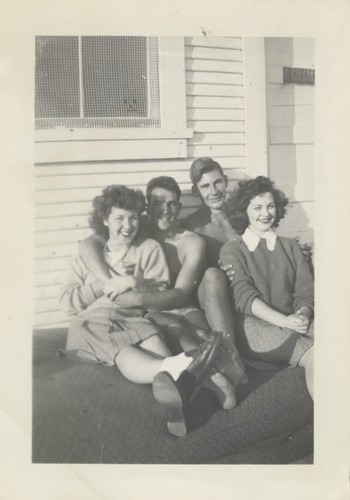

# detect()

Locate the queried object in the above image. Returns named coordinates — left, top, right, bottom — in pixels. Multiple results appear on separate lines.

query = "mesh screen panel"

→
left=35, top=37, right=80, bottom=119
left=35, top=36, right=160, bottom=130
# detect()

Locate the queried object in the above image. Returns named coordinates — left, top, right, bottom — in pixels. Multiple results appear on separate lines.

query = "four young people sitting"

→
left=60, top=157, right=314, bottom=436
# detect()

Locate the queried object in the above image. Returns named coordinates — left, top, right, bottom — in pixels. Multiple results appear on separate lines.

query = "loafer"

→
left=153, top=371, right=188, bottom=437
left=184, top=330, right=223, bottom=381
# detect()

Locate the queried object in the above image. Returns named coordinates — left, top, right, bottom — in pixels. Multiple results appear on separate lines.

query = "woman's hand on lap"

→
left=284, top=313, right=310, bottom=334
left=103, top=275, right=135, bottom=300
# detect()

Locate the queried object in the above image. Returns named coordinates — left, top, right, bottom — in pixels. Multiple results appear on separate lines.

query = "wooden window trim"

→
left=35, top=37, right=193, bottom=163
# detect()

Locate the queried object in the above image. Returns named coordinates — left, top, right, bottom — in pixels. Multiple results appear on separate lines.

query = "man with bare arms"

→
left=79, top=176, right=246, bottom=435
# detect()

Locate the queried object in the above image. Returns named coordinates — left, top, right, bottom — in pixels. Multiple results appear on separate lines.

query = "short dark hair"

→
left=146, top=176, right=182, bottom=203
left=227, top=176, right=289, bottom=234
left=89, top=185, right=146, bottom=237
left=190, top=157, right=225, bottom=186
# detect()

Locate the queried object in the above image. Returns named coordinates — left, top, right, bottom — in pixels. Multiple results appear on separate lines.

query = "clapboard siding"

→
left=191, top=133, right=245, bottom=145
left=34, top=257, right=68, bottom=273
left=187, top=121, right=245, bottom=133
left=185, top=37, right=242, bottom=50
left=187, top=144, right=244, bottom=158
left=35, top=243, right=78, bottom=261
left=186, top=83, right=243, bottom=97
left=185, top=71, right=243, bottom=86
left=35, top=169, right=196, bottom=191
left=187, top=96, right=244, bottom=109
left=185, top=46, right=242, bottom=61
left=34, top=36, right=247, bottom=328
left=187, top=109, right=245, bottom=121
left=34, top=157, right=245, bottom=176
left=33, top=178, right=245, bottom=221
left=34, top=284, right=65, bottom=300
left=185, top=59, right=243, bottom=74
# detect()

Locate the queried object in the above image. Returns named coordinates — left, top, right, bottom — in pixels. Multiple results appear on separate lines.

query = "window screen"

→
left=35, top=36, right=160, bottom=130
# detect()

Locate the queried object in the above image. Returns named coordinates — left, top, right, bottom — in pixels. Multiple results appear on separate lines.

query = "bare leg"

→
left=116, top=335, right=193, bottom=384
left=115, top=344, right=164, bottom=384
left=298, top=346, right=314, bottom=401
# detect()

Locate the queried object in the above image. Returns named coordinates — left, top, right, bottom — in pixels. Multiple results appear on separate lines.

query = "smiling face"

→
left=104, top=206, right=140, bottom=249
left=147, top=187, right=181, bottom=232
left=247, top=192, right=276, bottom=237
left=195, top=169, right=228, bottom=212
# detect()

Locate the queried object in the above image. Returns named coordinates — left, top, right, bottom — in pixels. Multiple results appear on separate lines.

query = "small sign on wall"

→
left=283, top=67, right=315, bottom=85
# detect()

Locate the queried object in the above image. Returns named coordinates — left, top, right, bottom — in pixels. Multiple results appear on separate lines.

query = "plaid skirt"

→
left=235, top=315, right=314, bottom=367
left=64, top=306, right=160, bottom=366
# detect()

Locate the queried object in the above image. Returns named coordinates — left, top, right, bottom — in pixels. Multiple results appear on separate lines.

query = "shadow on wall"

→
left=277, top=201, right=313, bottom=246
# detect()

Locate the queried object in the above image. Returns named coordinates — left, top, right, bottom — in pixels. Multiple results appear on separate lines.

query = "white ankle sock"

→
left=160, top=353, right=193, bottom=381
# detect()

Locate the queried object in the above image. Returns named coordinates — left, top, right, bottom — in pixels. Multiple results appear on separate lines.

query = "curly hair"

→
left=146, top=176, right=182, bottom=203
left=89, top=185, right=146, bottom=237
left=227, top=176, right=289, bottom=235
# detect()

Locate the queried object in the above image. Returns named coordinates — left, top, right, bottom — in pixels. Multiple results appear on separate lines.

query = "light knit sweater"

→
left=60, top=237, right=170, bottom=315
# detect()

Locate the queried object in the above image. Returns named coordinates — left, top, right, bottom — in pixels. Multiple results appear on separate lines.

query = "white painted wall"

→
left=265, top=37, right=315, bottom=244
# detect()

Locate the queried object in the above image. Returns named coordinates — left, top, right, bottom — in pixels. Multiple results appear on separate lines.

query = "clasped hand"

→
left=284, top=309, right=310, bottom=334
left=103, top=275, right=137, bottom=300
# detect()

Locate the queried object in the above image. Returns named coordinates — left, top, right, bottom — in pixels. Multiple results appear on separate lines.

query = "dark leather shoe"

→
left=184, top=330, right=223, bottom=381
left=153, top=371, right=188, bottom=437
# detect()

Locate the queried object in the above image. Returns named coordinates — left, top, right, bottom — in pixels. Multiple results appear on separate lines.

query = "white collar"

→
left=242, top=227, right=277, bottom=252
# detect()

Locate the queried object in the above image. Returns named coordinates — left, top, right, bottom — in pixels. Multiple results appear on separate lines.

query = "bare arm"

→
left=251, top=298, right=288, bottom=328
left=114, top=235, right=206, bottom=310
left=251, top=298, right=310, bottom=333
left=78, top=233, right=109, bottom=282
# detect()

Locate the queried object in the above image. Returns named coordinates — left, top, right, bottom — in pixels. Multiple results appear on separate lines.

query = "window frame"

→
left=35, top=36, right=160, bottom=127
left=35, top=37, right=193, bottom=163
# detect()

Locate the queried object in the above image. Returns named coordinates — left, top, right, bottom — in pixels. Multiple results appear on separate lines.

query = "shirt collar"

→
left=242, top=227, right=277, bottom=252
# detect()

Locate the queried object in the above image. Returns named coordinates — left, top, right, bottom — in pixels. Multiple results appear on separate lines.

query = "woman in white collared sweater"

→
left=220, top=176, right=314, bottom=400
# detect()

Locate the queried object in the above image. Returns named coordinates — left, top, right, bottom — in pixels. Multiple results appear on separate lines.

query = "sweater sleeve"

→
left=219, top=241, right=261, bottom=315
left=291, top=241, right=314, bottom=313
left=59, top=254, right=105, bottom=315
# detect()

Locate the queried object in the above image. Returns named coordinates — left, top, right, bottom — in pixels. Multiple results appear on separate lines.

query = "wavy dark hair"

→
left=227, top=176, right=289, bottom=235
left=89, top=185, right=146, bottom=238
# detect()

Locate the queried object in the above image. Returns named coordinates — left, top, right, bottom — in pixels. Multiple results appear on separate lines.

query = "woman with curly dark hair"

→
left=59, top=185, right=229, bottom=437
left=220, top=176, right=314, bottom=400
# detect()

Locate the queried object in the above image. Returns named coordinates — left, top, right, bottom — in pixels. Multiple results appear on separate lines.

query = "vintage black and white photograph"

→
left=32, top=35, right=316, bottom=464
left=1, top=0, right=350, bottom=497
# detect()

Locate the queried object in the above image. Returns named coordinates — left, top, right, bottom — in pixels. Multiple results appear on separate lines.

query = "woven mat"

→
left=32, top=329, right=313, bottom=464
